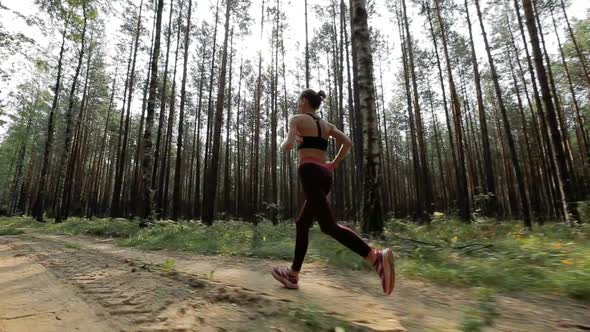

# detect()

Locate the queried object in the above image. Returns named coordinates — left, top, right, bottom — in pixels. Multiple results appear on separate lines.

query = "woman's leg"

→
left=291, top=200, right=314, bottom=273
left=300, top=165, right=371, bottom=258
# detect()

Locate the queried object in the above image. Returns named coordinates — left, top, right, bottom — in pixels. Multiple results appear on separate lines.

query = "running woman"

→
left=271, top=89, right=395, bottom=295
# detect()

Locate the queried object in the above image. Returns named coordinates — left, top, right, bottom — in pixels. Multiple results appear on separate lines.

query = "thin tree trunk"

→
left=402, top=0, right=432, bottom=220
left=559, top=0, right=590, bottom=87
left=203, top=0, right=221, bottom=195
left=172, top=0, right=193, bottom=220
left=474, top=0, right=531, bottom=228
left=55, top=5, right=88, bottom=223
left=141, top=0, right=165, bottom=224
left=521, top=0, right=576, bottom=225
left=153, top=0, right=175, bottom=214
left=112, top=1, right=144, bottom=218
left=434, top=0, right=471, bottom=222
left=223, top=29, right=234, bottom=216
left=161, top=4, right=183, bottom=217
left=425, top=0, right=458, bottom=208
left=551, top=7, right=590, bottom=186
left=202, top=0, right=232, bottom=225
left=465, top=0, right=496, bottom=215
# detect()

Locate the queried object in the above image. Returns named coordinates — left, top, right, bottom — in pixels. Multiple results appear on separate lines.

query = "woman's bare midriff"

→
left=298, top=149, right=328, bottom=163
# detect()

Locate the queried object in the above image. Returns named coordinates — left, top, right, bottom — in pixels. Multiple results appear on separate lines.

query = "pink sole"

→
left=383, top=249, right=395, bottom=295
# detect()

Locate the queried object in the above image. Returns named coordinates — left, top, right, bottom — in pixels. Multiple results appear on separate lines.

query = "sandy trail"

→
left=1, top=234, right=589, bottom=332
left=0, top=242, right=117, bottom=332
left=0, top=235, right=377, bottom=332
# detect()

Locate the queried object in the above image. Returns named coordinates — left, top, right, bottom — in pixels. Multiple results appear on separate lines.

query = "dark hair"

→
left=300, top=89, right=326, bottom=110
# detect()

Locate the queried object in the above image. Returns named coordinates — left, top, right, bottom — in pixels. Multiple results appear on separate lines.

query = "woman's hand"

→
left=326, top=161, right=338, bottom=172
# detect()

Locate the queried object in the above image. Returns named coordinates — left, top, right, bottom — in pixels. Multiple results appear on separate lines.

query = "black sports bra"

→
left=297, top=113, right=328, bottom=151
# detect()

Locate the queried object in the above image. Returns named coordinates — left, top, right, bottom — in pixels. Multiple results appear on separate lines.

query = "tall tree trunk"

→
left=203, top=0, right=221, bottom=196
left=55, top=5, right=88, bottom=223
left=402, top=0, right=432, bottom=220
left=533, top=2, right=577, bottom=192
left=33, top=13, right=70, bottom=222
left=474, top=0, right=531, bottom=227
left=559, top=0, right=590, bottom=87
left=465, top=0, right=496, bottom=215
left=202, top=0, right=232, bottom=225
left=64, top=38, right=94, bottom=218
left=193, top=42, right=207, bottom=218
left=397, top=8, right=422, bottom=222
left=251, top=0, right=265, bottom=219
left=141, top=0, right=165, bottom=225
left=350, top=0, right=383, bottom=234
left=10, top=110, right=34, bottom=216
left=172, top=0, right=193, bottom=220
left=521, top=0, right=576, bottom=225
left=434, top=0, right=471, bottom=222
left=349, top=0, right=363, bottom=186
left=505, top=34, right=538, bottom=221
left=90, top=64, right=119, bottom=218
left=425, top=0, right=458, bottom=209
left=161, top=4, right=183, bottom=217
left=551, top=7, right=590, bottom=186
left=153, top=0, right=175, bottom=215
left=304, top=0, right=310, bottom=88
left=112, top=1, right=144, bottom=218
left=222, top=30, right=234, bottom=216
left=514, top=0, right=558, bottom=222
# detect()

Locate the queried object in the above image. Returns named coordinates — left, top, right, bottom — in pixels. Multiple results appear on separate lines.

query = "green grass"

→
left=0, top=227, right=24, bottom=235
left=386, top=216, right=590, bottom=301
left=1, top=215, right=589, bottom=301
left=459, top=288, right=499, bottom=332
left=43, top=217, right=141, bottom=237
left=160, top=259, right=176, bottom=272
left=64, top=242, right=82, bottom=249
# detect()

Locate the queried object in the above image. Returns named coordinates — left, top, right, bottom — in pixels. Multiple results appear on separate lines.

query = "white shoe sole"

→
left=381, top=248, right=395, bottom=295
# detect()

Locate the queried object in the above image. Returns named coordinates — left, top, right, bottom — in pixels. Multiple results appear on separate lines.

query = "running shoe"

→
left=373, top=248, right=395, bottom=295
left=271, top=267, right=299, bottom=289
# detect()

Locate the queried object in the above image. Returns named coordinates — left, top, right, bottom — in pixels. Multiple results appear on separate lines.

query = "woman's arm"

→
left=281, top=116, right=299, bottom=152
left=327, top=125, right=352, bottom=170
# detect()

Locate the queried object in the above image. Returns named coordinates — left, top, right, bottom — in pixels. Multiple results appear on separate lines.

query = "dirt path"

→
left=1, top=234, right=589, bottom=332
left=0, top=235, right=376, bottom=332
left=0, top=241, right=117, bottom=332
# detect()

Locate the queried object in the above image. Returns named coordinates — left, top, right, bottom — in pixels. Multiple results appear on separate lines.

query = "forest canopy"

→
left=0, top=0, right=589, bottom=232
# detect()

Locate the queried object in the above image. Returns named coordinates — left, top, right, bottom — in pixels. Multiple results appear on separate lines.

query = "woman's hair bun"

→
left=300, top=88, right=326, bottom=110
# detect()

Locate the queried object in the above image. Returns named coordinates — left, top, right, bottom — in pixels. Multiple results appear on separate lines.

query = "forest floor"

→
left=0, top=217, right=589, bottom=332
left=0, top=218, right=590, bottom=332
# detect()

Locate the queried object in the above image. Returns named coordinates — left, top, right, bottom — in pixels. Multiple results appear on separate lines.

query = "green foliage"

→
left=160, top=259, right=176, bottom=272
left=35, top=58, right=48, bottom=72
left=289, top=306, right=325, bottom=330
left=64, top=242, right=81, bottom=249
left=2, top=216, right=590, bottom=301
left=383, top=217, right=590, bottom=301
left=42, top=217, right=140, bottom=237
left=578, top=201, right=590, bottom=224
left=87, top=8, right=98, bottom=21
left=0, top=217, right=43, bottom=230
left=0, top=227, right=24, bottom=236
left=459, top=288, right=498, bottom=332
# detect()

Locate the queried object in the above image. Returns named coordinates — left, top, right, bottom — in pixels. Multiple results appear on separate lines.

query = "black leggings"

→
left=291, top=163, right=371, bottom=272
